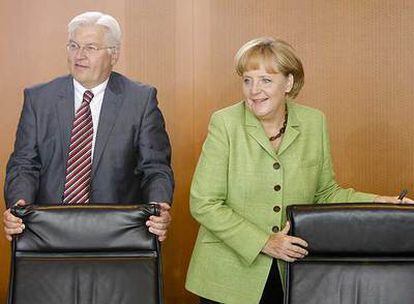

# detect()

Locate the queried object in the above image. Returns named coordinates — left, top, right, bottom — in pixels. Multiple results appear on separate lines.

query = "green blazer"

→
left=185, top=101, right=375, bottom=304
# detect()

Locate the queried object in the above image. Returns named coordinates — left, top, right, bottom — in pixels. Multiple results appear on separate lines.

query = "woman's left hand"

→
left=374, top=196, right=414, bottom=204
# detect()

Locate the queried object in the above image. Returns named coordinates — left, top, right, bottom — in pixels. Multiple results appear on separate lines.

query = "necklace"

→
left=269, top=109, right=288, bottom=142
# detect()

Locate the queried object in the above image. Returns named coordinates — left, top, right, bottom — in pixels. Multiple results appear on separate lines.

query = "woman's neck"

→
left=260, top=103, right=287, bottom=130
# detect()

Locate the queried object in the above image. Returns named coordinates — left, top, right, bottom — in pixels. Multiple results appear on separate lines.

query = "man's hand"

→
left=3, top=199, right=26, bottom=241
left=146, top=202, right=171, bottom=242
left=262, top=221, right=308, bottom=262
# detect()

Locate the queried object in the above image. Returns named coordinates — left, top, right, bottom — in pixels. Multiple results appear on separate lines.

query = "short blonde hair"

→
left=235, top=37, right=304, bottom=98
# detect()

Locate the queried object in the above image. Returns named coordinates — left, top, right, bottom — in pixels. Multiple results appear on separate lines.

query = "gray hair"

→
left=68, top=11, right=121, bottom=50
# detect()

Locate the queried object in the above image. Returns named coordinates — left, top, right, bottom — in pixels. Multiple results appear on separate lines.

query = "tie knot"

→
left=83, top=90, right=94, bottom=104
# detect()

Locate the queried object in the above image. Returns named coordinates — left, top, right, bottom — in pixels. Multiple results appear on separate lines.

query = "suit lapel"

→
left=91, top=73, right=123, bottom=177
left=245, top=106, right=278, bottom=160
left=244, top=101, right=300, bottom=158
left=278, top=101, right=300, bottom=156
left=55, top=76, right=75, bottom=166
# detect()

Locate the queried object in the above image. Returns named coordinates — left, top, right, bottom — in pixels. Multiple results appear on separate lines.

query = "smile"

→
left=75, top=63, right=89, bottom=69
left=250, top=98, right=268, bottom=103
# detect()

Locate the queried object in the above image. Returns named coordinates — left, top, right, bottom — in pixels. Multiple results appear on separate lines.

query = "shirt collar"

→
left=73, top=78, right=110, bottom=97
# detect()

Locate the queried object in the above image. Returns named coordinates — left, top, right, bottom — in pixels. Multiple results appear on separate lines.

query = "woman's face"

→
left=242, top=63, right=293, bottom=121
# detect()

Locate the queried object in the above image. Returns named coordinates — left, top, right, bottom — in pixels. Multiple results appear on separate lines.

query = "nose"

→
left=250, top=81, right=261, bottom=95
left=74, top=47, right=87, bottom=59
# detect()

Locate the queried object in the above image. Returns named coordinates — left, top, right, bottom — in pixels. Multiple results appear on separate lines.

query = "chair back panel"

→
left=285, top=203, right=414, bottom=304
left=8, top=204, right=163, bottom=304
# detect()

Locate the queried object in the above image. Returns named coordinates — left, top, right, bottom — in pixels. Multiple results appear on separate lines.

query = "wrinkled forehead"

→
left=68, top=24, right=109, bottom=43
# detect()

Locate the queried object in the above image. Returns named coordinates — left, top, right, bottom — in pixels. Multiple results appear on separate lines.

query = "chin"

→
left=252, top=105, right=270, bottom=115
left=246, top=105, right=262, bottom=116
left=73, top=74, right=89, bottom=83
left=250, top=110, right=266, bottom=119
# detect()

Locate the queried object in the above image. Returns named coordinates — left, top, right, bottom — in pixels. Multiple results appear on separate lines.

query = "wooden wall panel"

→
left=1, top=1, right=413, bottom=303
left=123, top=1, right=198, bottom=302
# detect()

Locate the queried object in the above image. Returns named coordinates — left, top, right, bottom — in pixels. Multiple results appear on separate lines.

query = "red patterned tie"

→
left=63, top=90, right=94, bottom=204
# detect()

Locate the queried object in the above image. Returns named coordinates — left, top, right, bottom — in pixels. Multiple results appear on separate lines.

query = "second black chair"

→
left=285, top=203, right=414, bottom=304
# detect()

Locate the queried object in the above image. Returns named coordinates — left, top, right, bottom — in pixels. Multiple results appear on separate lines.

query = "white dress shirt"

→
left=73, top=78, right=109, bottom=160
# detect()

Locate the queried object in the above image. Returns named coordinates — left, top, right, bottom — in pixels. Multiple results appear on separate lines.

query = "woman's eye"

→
left=262, top=78, right=272, bottom=83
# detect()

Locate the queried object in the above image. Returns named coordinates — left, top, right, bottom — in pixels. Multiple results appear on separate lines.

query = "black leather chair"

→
left=285, top=203, right=414, bottom=304
left=8, top=204, right=163, bottom=304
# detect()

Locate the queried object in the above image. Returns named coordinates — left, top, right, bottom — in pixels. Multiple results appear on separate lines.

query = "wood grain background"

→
left=1, top=1, right=413, bottom=303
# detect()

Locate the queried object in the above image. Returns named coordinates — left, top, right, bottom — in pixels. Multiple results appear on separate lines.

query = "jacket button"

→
left=273, top=206, right=281, bottom=212
left=272, top=226, right=279, bottom=233
left=274, top=185, right=281, bottom=191
left=273, top=162, right=280, bottom=170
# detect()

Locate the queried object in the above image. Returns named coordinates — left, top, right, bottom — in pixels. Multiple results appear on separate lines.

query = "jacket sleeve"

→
left=313, top=114, right=377, bottom=203
left=190, top=113, right=269, bottom=266
left=137, top=87, right=174, bottom=204
left=4, top=89, right=41, bottom=207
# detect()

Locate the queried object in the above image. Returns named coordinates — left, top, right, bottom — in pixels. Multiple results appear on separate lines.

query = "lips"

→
left=74, top=63, right=89, bottom=69
left=250, top=98, right=268, bottom=103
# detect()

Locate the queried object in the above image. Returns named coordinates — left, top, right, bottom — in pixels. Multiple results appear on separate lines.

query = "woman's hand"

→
left=262, top=221, right=308, bottom=262
left=374, top=196, right=414, bottom=204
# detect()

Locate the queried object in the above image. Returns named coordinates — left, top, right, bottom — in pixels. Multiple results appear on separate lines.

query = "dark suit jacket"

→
left=5, top=72, right=174, bottom=207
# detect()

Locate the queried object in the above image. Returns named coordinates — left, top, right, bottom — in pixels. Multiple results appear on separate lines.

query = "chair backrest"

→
left=285, top=203, right=414, bottom=304
left=8, top=204, right=163, bottom=304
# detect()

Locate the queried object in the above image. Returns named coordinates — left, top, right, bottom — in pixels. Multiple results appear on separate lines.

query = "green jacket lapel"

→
left=244, top=104, right=278, bottom=160
left=278, top=101, right=300, bottom=156
left=244, top=101, right=301, bottom=159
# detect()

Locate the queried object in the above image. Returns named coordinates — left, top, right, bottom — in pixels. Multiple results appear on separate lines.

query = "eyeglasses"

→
left=66, top=41, right=116, bottom=55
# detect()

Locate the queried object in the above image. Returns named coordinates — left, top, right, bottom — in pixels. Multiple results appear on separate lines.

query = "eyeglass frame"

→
left=66, top=40, right=117, bottom=55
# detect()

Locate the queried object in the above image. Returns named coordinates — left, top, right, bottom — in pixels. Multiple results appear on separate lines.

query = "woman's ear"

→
left=285, top=73, right=294, bottom=93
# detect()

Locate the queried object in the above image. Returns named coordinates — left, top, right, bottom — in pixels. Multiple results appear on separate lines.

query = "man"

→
left=3, top=11, right=173, bottom=241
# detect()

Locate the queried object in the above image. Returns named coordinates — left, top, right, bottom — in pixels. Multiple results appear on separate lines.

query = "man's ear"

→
left=111, top=48, right=120, bottom=66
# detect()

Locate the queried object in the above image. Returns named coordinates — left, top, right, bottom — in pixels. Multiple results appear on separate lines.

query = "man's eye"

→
left=86, top=45, right=99, bottom=52
left=69, top=43, right=79, bottom=50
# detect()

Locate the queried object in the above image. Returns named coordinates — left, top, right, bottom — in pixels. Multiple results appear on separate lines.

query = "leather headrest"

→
left=11, top=204, right=158, bottom=252
left=287, top=203, right=414, bottom=256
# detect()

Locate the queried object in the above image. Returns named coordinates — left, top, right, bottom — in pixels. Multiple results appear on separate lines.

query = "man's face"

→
left=67, top=25, right=119, bottom=88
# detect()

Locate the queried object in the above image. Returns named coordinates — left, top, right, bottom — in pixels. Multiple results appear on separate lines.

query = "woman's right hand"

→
left=3, top=199, right=26, bottom=241
left=262, top=221, right=308, bottom=262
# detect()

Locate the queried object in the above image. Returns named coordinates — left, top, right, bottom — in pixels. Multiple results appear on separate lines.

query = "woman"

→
left=185, top=37, right=412, bottom=304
